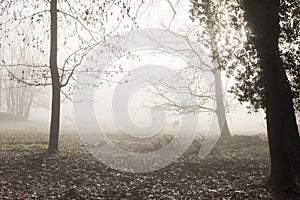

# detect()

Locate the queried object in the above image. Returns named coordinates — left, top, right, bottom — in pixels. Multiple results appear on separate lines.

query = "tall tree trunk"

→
left=48, top=0, right=61, bottom=153
left=242, top=0, right=300, bottom=189
left=204, top=1, right=231, bottom=139
left=6, top=83, right=11, bottom=113
left=214, top=70, right=231, bottom=138
left=0, top=70, right=2, bottom=111
left=24, top=90, right=34, bottom=121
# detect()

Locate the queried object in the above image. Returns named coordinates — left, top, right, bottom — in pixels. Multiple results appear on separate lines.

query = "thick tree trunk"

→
left=48, top=0, right=60, bottom=153
left=242, top=0, right=300, bottom=189
left=214, top=70, right=231, bottom=138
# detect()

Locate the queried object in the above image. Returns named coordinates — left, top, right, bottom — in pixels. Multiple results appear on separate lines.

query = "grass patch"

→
left=1, top=143, right=48, bottom=151
left=1, top=142, right=91, bottom=156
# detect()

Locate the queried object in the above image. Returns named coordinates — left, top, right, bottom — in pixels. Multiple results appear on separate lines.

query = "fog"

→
left=0, top=0, right=271, bottom=137
left=27, top=84, right=268, bottom=137
left=27, top=50, right=269, bottom=137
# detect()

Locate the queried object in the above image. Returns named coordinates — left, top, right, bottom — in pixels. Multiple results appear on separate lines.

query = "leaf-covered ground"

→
left=0, top=122, right=300, bottom=199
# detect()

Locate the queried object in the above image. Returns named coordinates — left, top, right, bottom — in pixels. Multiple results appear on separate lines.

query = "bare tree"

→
left=0, top=26, right=49, bottom=120
left=146, top=29, right=232, bottom=139
left=0, top=0, right=143, bottom=152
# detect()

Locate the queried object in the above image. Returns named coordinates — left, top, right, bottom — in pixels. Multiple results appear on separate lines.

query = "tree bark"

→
left=242, top=0, right=300, bottom=189
left=214, top=70, right=231, bottom=138
left=0, top=70, right=2, bottom=111
left=48, top=0, right=61, bottom=153
left=203, top=1, right=231, bottom=139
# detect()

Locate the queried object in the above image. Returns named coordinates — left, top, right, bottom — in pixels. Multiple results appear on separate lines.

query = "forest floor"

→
left=0, top=121, right=300, bottom=199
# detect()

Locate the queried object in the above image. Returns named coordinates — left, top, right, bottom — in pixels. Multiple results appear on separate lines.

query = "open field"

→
left=0, top=121, right=299, bottom=199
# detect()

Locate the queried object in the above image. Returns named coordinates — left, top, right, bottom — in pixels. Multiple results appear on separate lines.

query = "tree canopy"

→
left=231, top=0, right=299, bottom=112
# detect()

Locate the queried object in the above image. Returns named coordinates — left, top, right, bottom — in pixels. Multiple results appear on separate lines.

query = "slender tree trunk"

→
left=0, top=70, right=2, bottom=112
left=48, top=0, right=61, bottom=153
left=214, top=70, right=231, bottom=138
left=6, top=83, right=11, bottom=113
left=24, top=90, right=34, bottom=121
left=242, top=0, right=300, bottom=189
left=10, top=86, right=15, bottom=115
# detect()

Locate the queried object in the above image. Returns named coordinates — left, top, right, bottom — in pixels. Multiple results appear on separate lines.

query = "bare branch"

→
left=5, top=66, right=52, bottom=87
left=58, top=10, right=98, bottom=42
left=0, top=10, right=50, bottom=26
left=0, top=64, right=49, bottom=68
left=165, top=0, right=176, bottom=29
